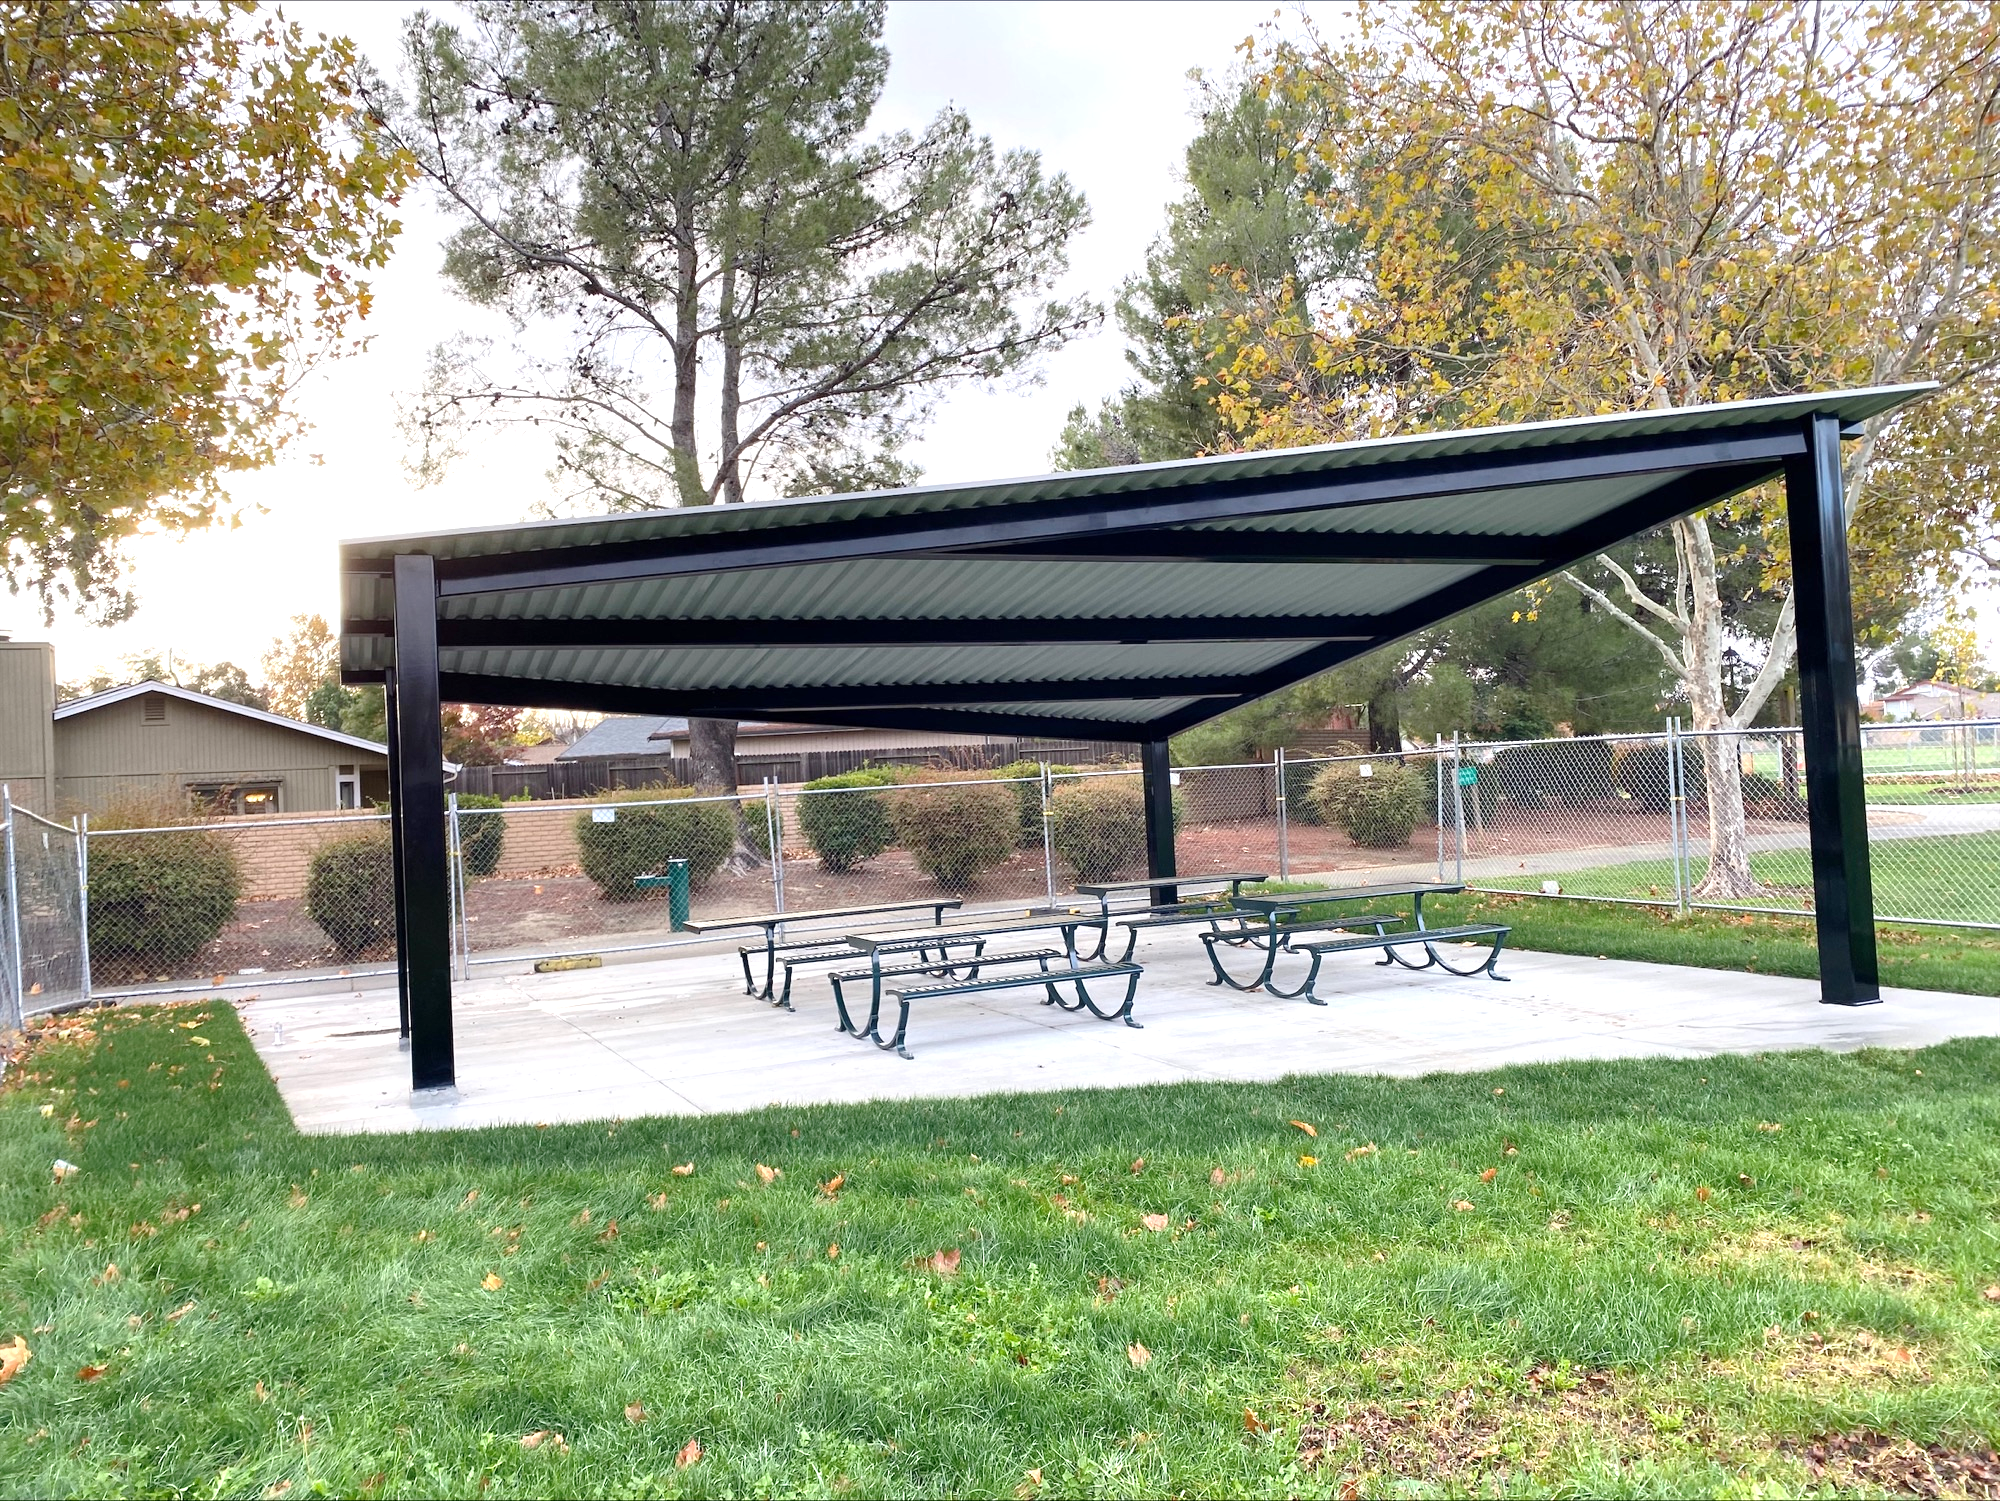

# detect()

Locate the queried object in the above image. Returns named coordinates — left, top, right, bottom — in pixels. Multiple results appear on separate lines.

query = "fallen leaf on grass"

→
left=1339, top=1481, right=1361, bottom=1501
left=1298, top=1154, right=1318, bottom=1167
left=827, top=1243, right=840, bottom=1260
left=264, top=1483, right=291, bottom=1499
left=1696, top=1185, right=1712, bottom=1202
left=1015, top=1467, right=1043, bottom=1498
left=1244, top=1408, right=1267, bottom=1433
left=1096, top=1276, right=1123, bottom=1303
left=820, top=1174, right=844, bottom=1198
left=287, top=1187, right=307, bottom=1209
left=1126, top=1342, right=1152, bottom=1368
left=254, top=1380, right=269, bottom=1401
left=1210, top=1167, right=1226, bottom=1186
left=920, top=1247, right=962, bottom=1277
left=1140, top=1214, right=1170, bottom=1232
left=647, top=1192, right=669, bottom=1210
left=519, top=1430, right=568, bottom=1452
left=1480, top=1167, right=1497, bottom=1182
left=414, top=1229, right=434, bottom=1243
left=671, top=1163, right=695, bottom=1177
left=0, top=1338, right=29, bottom=1385
left=675, top=1438, right=702, bottom=1468
left=461, top=1189, right=480, bottom=1206
left=595, top=1220, right=618, bottom=1242
left=1289, top=1120, right=1317, bottom=1138
left=1130, top=1158, right=1145, bottom=1175
left=1983, top=1285, right=2000, bottom=1302
left=1452, top=1200, right=1475, bottom=1212
left=1739, top=1174, right=1756, bottom=1187
left=165, top=1302, right=195, bottom=1323
left=1343, top=1143, right=1377, bottom=1162
left=624, top=1402, right=646, bottom=1424
left=1757, top=1122, right=1783, bottom=1133
left=755, top=1164, right=780, bottom=1184
left=480, top=1273, right=504, bottom=1292
left=76, top=1364, right=107, bottom=1381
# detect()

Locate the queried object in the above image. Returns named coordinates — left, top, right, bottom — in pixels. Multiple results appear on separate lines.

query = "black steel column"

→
left=1141, top=739, right=1178, bottom=907
left=1786, top=413, right=1880, bottom=1005
left=384, top=668, right=409, bottom=1044
left=392, top=553, right=457, bottom=1086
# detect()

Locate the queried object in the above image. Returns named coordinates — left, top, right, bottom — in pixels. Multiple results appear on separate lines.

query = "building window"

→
left=187, top=782, right=281, bottom=816
left=141, top=693, right=167, bottom=725
left=335, top=765, right=360, bottom=810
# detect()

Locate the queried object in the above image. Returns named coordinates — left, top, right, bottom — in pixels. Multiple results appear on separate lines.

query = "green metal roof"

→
left=339, top=385, right=1931, bottom=741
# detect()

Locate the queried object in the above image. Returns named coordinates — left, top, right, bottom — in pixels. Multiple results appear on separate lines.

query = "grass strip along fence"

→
left=3, top=1004, right=1997, bottom=1496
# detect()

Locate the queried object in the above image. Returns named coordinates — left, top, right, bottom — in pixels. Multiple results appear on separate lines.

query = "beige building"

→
left=0, top=639, right=388, bottom=818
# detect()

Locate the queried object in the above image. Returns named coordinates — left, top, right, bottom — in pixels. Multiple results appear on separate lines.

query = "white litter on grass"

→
left=51, top=1160, right=79, bottom=1181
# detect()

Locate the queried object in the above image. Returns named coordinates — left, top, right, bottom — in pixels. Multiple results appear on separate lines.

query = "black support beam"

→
left=1786, top=414, right=1880, bottom=1005
left=392, top=555, right=457, bottom=1089
left=913, top=530, right=1549, bottom=566
left=1142, top=740, right=1178, bottom=907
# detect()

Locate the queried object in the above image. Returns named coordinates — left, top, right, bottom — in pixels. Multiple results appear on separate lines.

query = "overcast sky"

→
left=14, top=1, right=1992, bottom=682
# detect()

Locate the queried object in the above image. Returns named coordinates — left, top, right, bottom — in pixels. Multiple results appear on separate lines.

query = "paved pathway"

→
left=239, top=930, right=1998, bottom=1136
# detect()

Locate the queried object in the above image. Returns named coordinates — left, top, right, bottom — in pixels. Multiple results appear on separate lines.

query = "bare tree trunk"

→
left=668, top=215, right=706, bottom=509
left=718, top=253, right=745, bottom=506
left=1679, top=515, right=1761, bottom=899
left=689, top=718, right=740, bottom=792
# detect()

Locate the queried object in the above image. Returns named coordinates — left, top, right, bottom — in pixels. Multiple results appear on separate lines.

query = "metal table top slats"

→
left=1230, top=882, right=1464, bottom=914
left=682, top=898, right=962, bottom=934
left=1072, top=872, right=1268, bottom=898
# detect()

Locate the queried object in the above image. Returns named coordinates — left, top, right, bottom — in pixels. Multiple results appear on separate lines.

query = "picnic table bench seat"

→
left=757, top=932, right=982, bottom=1011
left=828, top=947, right=1071, bottom=1041
left=1286, top=922, right=1512, bottom=1000
left=679, top=898, right=962, bottom=1005
left=867, top=960, right=1144, bottom=1060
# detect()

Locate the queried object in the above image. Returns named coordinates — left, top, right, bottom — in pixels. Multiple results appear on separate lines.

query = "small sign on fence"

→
left=1457, top=766, right=1479, bottom=786
left=592, top=807, right=617, bottom=823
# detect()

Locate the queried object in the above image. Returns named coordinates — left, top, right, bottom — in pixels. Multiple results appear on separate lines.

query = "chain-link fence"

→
left=2, top=789, right=89, bottom=1025
left=9, top=718, right=1996, bottom=1005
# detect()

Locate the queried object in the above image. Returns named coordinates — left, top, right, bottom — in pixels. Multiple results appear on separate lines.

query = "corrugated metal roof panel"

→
left=342, top=385, right=1925, bottom=562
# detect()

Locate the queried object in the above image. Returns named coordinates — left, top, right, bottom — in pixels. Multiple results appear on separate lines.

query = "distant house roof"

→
left=557, top=715, right=683, bottom=759
left=54, top=680, right=389, bottom=757
left=1885, top=680, right=1963, bottom=699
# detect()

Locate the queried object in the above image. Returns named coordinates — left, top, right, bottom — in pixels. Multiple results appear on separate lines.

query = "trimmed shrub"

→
left=306, top=833, right=396, bottom=959
left=888, top=774, right=1018, bottom=889
left=1049, top=776, right=1147, bottom=881
left=1309, top=760, right=1428, bottom=847
left=797, top=767, right=906, bottom=872
left=87, top=808, right=243, bottom=965
left=1612, top=741, right=1702, bottom=812
left=574, top=787, right=736, bottom=900
left=456, top=792, right=507, bottom=877
left=1742, top=771, right=1809, bottom=820
left=1281, top=757, right=1328, bottom=825
left=1486, top=737, right=1616, bottom=810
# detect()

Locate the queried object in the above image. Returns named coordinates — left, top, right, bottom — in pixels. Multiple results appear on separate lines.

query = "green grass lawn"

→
left=4, top=1003, right=2000, bottom=1497
left=1468, top=831, right=2000, bottom=928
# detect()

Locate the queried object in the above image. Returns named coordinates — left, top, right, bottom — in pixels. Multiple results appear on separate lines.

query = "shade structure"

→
left=341, top=384, right=1932, bottom=1092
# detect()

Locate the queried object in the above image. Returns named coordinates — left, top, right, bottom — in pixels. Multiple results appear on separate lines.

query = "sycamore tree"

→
left=378, top=0, right=1096, bottom=804
left=1, top=1, right=412, bottom=621
left=1222, top=2, right=2000, bottom=897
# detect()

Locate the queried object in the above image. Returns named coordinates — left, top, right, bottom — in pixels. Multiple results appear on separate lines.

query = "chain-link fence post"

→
left=765, top=778, right=786, bottom=925
left=446, top=792, right=468, bottom=982
left=1274, top=747, right=1290, bottom=880
left=1450, top=732, right=1467, bottom=881
left=1667, top=716, right=1688, bottom=914
left=75, top=812, right=92, bottom=1003
left=1434, top=746, right=1446, bottom=881
left=1038, top=762, right=1056, bottom=905
left=1, top=786, right=21, bottom=1032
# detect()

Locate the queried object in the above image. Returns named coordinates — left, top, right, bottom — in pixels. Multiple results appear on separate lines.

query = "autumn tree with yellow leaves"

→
left=1217, top=2, right=2000, bottom=897
left=0, top=2, right=412, bottom=621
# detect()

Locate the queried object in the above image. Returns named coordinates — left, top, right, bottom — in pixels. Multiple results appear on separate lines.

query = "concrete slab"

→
left=237, top=932, right=1999, bottom=1135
